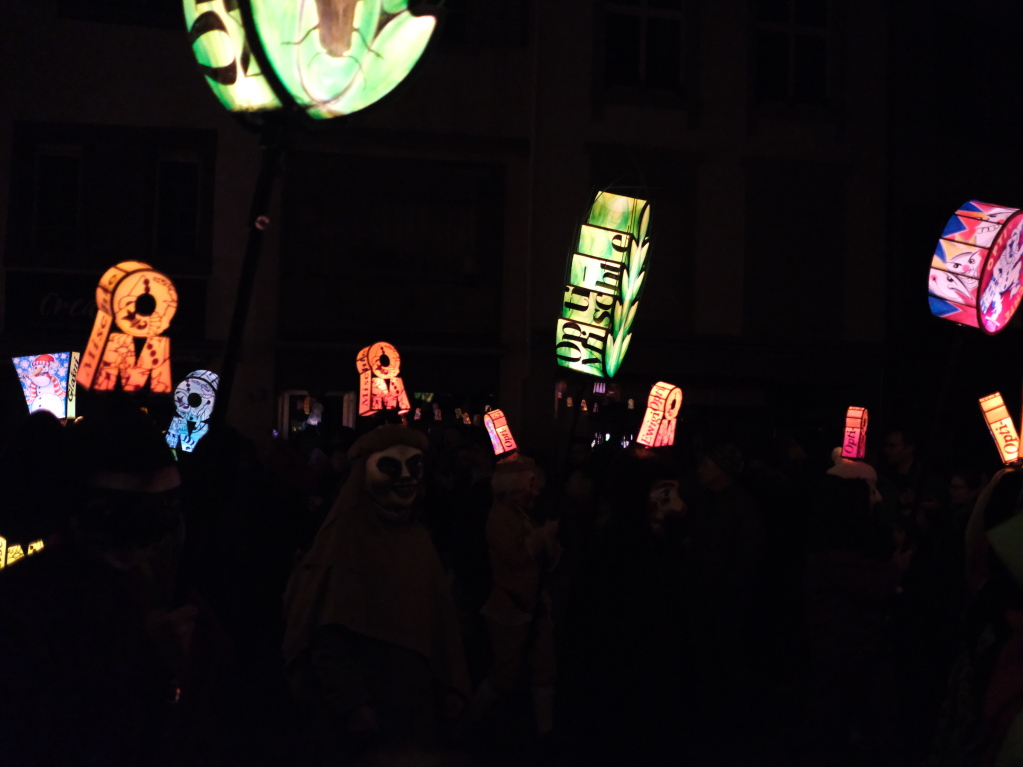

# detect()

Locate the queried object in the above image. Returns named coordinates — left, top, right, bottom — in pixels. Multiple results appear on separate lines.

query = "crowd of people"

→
left=0, top=394, right=1020, bottom=767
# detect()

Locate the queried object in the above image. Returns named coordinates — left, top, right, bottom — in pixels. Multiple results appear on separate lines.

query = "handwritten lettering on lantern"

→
left=76, top=262, right=178, bottom=394
left=636, top=382, right=682, bottom=448
left=12, top=351, right=80, bottom=419
left=556, top=192, right=651, bottom=378
left=484, top=409, right=517, bottom=456
left=356, top=342, right=411, bottom=416
left=167, top=370, right=220, bottom=454
left=185, top=0, right=437, bottom=120
left=980, top=392, right=1020, bottom=465
left=841, top=406, right=869, bottom=460
left=929, top=201, right=1023, bottom=335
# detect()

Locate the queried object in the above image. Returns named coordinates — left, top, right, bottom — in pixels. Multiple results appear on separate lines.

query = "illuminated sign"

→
left=184, top=0, right=437, bottom=120
left=483, top=409, right=517, bottom=456
left=356, top=341, right=411, bottom=416
left=77, top=262, right=178, bottom=393
left=841, top=406, right=868, bottom=460
left=556, top=192, right=651, bottom=378
left=12, top=351, right=80, bottom=419
left=636, top=382, right=682, bottom=448
left=167, top=370, right=220, bottom=453
left=929, top=200, right=1023, bottom=334
left=980, top=392, right=1020, bottom=465
left=0, top=537, right=44, bottom=569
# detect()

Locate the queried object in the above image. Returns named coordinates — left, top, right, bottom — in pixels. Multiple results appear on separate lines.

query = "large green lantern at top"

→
left=185, top=0, right=437, bottom=120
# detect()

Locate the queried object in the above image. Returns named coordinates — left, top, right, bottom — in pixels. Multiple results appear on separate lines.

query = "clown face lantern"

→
left=636, top=382, right=682, bottom=448
left=929, top=201, right=1023, bottom=334
left=980, top=392, right=1020, bottom=466
left=841, top=406, right=869, bottom=460
left=483, top=409, right=518, bottom=457
left=76, top=262, right=178, bottom=393
left=356, top=341, right=411, bottom=416
left=166, top=370, right=220, bottom=454
left=11, top=351, right=80, bottom=419
left=365, top=443, right=424, bottom=522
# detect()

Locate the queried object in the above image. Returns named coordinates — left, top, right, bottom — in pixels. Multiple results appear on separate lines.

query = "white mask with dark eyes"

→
left=365, top=445, right=425, bottom=520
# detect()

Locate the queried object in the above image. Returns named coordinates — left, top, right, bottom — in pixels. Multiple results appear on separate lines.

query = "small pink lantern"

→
left=980, top=392, right=1020, bottom=465
left=929, top=201, right=1023, bottom=334
left=841, top=406, right=869, bottom=460
left=483, top=409, right=517, bottom=456
left=636, top=382, right=682, bottom=448
left=356, top=341, right=411, bottom=416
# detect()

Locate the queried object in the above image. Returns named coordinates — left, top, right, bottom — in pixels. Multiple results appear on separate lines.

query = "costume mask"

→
left=365, top=444, right=424, bottom=521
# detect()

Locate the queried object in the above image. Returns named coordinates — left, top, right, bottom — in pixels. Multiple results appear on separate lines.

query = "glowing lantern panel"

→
left=556, top=192, right=651, bottom=378
left=185, top=0, right=437, bottom=120
left=484, top=409, right=517, bottom=456
left=0, top=537, right=44, bottom=570
left=12, top=351, right=80, bottom=419
left=167, top=370, right=220, bottom=453
left=77, top=262, right=178, bottom=394
left=980, top=392, right=1020, bottom=465
left=636, top=382, right=682, bottom=448
left=929, top=201, right=1023, bottom=334
left=356, top=342, right=411, bottom=416
left=841, top=406, right=869, bottom=460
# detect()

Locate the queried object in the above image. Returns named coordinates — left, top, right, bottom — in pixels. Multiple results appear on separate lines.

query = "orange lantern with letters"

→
left=484, top=409, right=518, bottom=457
left=636, top=382, right=682, bottom=448
left=356, top=341, right=411, bottom=416
left=841, top=406, right=869, bottom=460
left=980, top=392, right=1020, bottom=465
left=76, top=261, right=178, bottom=393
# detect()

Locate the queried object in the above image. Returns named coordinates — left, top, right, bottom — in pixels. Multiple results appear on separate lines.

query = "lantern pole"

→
left=213, top=133, right=285, bottom=425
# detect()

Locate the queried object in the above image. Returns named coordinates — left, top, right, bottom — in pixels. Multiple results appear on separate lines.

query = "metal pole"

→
left=213, top=136, right=283, bottom=424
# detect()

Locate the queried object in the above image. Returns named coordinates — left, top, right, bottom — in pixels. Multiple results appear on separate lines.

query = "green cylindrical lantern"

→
left=184, top=0, right=437, bottom=119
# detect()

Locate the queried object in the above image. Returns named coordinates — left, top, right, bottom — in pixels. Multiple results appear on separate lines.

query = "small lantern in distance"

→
left=636, top=382, right=682, bottom=448
left=167, top=370, right=220, bottom=454
left=929, top=201, right=1023, bottom=334
left=356, top=341, right=411, bottom=416
left=841, top=406, right=869, bottom=460
left=12, top=351, right=81, bottom=419
left=980, top=392, right=1020, bottom=466
left=484, top=409, right=518, bottom=457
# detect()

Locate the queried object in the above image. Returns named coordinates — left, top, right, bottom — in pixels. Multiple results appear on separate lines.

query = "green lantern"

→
left=555, top=192, right=652, bottom=378
left=185, top=0, right=437, bottom=119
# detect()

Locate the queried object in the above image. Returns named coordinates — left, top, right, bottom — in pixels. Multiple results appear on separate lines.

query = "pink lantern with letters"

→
left=356, top=341, right=411, bottom=416
left=841, top=406, right=868, bottom=460
left=636, top=382, right=682, bottom=448
left=980, top=392, right=1020, bottom=465
left=484, top=409, right=517, bottom=457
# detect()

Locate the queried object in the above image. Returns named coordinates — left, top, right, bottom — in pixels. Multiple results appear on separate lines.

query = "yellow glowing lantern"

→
left=980, top=392, right=1020, bottom=465
left=0, top=537, right=44, bottom=569
left=841, top=406, right=869, bottom=460
left=167, top=370, right=220, bottom=453
left=636, top=382, right=682, bottom=448
left=356, top=341, right=411, bottom=416
left=76, top=262, right=178, bottom=393
left=484, top=409, right=518, bottom=457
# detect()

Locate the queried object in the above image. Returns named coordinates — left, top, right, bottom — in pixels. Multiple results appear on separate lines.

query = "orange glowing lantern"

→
left=636, top=382, right=682, bottom=448
left=356, top=341, right=411, bottom=416
left=484, top=409, right=518, bottom=457
left=980, top=392, right=1020, bottom=465
left=76, top=261, right=178, bottom=393
left=841, top=406, right=869, bottom=460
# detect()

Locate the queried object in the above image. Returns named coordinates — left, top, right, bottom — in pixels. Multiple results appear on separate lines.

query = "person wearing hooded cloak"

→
left=282, top=425, right=470, bottom=763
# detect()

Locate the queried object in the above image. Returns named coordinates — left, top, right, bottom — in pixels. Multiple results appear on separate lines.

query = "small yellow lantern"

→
left=980, top=392, right=1020, bottom=465
left=484, top=409, right=518, bottom=457
left=636, top=382, right=682, bottom=448
left=356, top=341, right=411, bottom=416
left=841, top=406, right=869, bottom=460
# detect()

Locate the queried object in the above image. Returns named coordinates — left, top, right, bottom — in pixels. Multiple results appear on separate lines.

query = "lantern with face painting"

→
left=12, top=351, right=80, bottom=418
left=167, top=370, right=220, bottom=453
left=77, top=262, right=178, bottom=393
left=356, top=341, right=411, bottom=416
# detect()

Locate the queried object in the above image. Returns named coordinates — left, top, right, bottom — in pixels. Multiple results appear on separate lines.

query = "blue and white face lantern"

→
left=167, top=369, right=220, bottom=453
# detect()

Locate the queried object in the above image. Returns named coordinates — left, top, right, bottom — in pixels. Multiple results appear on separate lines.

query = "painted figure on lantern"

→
left=356, top=341, right=411, bottom=416
left=77, top=262, right=178, bottom=394
left=12, top=352, right=79, bottom=418
left=167, top=370, right=220, bottom=454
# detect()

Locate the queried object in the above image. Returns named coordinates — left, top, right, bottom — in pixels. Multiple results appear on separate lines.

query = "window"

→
left=602, top=0, right=689, bottom=94
left=754, top=0, right=831, bottom=106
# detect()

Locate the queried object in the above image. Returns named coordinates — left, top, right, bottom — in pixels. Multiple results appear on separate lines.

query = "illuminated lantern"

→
left=76, top=262, right=178, bottom=393
left=11, top=351, right=81, bottom=418
left=980, top=392, right=1021, bottom=465
left=929, top=200, right=1023, bottom=334
left=484, top=409, right=518, bottom=457
left=0, top=537, right=44, bottom=569
left=556, top=191, right=651, bottom=378
left=636, top=382, right=682, bottom=448
left=167, top=370, right=220, bottom=453
left=356, top=341, right=411, bottom=416
left=184, top=0, right=437, bottom=120
left=841, top=406, right=869, bottom=460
